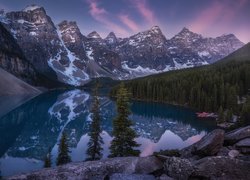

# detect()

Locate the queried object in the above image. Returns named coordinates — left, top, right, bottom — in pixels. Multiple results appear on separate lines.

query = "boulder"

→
left=135, top=156, right=163, bottom=174
left=191, top=156, right=250, bottom=179
left=228, top=150, right=240, bottom=158
left=110, top=173, right=155, bottom=180
left=7, top=156, right=163, bottom=180
left=157, top=174, right=174, bottom=180
left=224, top=125, right=250, bottom=145
left=193, top=129, right=225, bottom=156
left=163, top=157, right=194, bottom=180
left=181, top=129, right=225, bottom=158
left=217, top=146, right=231, bottom=156
left=235, top=138, right=250, bottom=154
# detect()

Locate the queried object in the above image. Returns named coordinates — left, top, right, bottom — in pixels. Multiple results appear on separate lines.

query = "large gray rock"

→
left=7, top=156, right=163, bottom=180
left=163, top=157, right=194, bottom=180
left=192, top=156, right=250, bottom=179
left=228, top=150, right=240, bottom=158
left=235, top=138, right=250, bottom=154
left=135, top=156, right=163, bottom=174
left=110, top=173, right=155, bottom=180
left=224, top=125, right=250, bottom=145
left=157, top=174, right=173, bottom=180
left=194, top=129, right=225, bottom=156
left=181, top=129, right=225, bottom=158
left=217, top=146, right=231, bottom=156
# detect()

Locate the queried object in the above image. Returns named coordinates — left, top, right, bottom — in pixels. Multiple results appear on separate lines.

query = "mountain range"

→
left=0, top=5, right=245, bottom=86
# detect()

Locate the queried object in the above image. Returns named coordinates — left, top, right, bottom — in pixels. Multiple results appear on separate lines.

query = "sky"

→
left=0, top=0, right=249, bottom=43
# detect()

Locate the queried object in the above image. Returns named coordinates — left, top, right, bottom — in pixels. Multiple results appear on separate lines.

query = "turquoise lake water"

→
left=0, top=89, right=216, bottom=177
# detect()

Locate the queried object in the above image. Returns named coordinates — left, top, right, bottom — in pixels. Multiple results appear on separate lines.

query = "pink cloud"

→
left=119, top=14, right=139, bottom=32
left=190, top=1, right=223, bottom=33
left=88, top=0, right=107, bottom=17
left=190, top=0, right=248, bottom=34
left=130, top=0, right=157, bottom=26
left=86, top=0, right=130, bottom=37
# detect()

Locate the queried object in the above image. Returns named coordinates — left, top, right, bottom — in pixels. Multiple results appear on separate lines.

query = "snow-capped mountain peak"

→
left=105, top=32, right=117, bottom=44
left=1, top=5, right=245, bottom=86
left=22, top=4, right=42, bottom=12
left=150, top=26, right=162, bottom=34
left=87, top=31, right=102, bottom=39
left=174, top=27, right=202, bottom=40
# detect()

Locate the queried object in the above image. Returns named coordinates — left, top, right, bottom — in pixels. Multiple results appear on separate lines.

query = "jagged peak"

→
left=87, top=31, right=102, bottom=39
left=216, top=34, right=244, bottom=44
left=105, top=32, right=117, bottom=39
left=106, top=32, right=116, bottom=38
left=22, top=4, right=42, bottom=12
left=173, top=27, right=202, bottom=40
left=179, top=27, right=193, bottom=34
left=149, top=26, right=162, bottom=34
left=219, top=33, right=237, bottom=39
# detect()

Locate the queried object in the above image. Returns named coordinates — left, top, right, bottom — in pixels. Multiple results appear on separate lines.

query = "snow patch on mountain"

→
left=122, top=62, right=158, bottom=75
left=10, top=29, right=17, bottom=39
left=122, top=62, right=172, bottom=77
left=48, top=28, right=89, bottom=86
left=86, top=47, right=94, bottom=60
left=23, top=5, right=41, bottom=12
left=198, top=51, right=210, bottom=57
left=0, top=12, right=10, bottom=24
left=173, top=59, right=194, bottom=69
left=29, top=31, right=37, bottom=36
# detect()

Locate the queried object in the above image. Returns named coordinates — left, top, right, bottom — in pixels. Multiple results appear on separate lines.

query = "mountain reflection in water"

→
left=0, top=89, right=216, bottom=176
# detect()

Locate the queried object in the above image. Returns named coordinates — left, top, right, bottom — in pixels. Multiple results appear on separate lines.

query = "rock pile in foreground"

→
left=7, top=126, right=250, bottom=180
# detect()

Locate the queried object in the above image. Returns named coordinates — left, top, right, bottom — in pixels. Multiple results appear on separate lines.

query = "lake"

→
left=0, top=89, right=216, bottom=177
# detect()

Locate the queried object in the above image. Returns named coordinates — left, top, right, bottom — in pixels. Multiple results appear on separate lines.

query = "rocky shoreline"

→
left=7, top=125, right=250, bottom=180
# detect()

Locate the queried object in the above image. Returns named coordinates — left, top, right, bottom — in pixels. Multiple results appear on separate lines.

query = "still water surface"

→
left=0, top=89, right=216, bottom=176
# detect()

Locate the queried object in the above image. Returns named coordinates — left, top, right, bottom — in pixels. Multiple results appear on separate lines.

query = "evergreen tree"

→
left=56, top=132, right=71, bottom=166
left=217, top=106, right=224, bottom=123
left=44, top=148, right=52, bottom=168
left=241, top=97, right=250, bottom=124
left=109, top=83, right=140, bottom=157
left=110, top=55, right=250, bottom=117
left=225, top=109, right=233, bottom=122
left=86, top=82, right=103, bottom=161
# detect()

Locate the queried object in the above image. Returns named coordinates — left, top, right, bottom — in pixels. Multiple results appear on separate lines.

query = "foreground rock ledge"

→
left=7, top=156, right=163, bottom=180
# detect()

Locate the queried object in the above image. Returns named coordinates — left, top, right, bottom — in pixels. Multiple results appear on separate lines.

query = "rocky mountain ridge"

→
left=0, top=5, right=245, bottom=86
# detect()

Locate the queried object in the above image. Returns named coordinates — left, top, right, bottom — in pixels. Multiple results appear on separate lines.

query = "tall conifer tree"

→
left=109, top=83, right=140, bottom=157
left=44, top=148, right=52, bottom=168
left=86, top=81, right=103, bottom=161
left=56, top=132, right=71, bottom=166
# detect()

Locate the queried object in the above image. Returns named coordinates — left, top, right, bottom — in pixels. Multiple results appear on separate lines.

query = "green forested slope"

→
left=111, top=43, right=250, bottom=114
